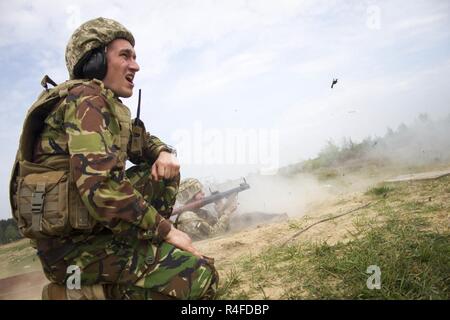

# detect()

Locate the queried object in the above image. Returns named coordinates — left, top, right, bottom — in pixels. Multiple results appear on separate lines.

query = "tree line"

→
left=0, top=218, right=22, bottom=244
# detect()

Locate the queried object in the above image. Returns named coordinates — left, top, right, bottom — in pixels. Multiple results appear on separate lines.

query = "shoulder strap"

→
left=41, top=75, right=58, bottom=91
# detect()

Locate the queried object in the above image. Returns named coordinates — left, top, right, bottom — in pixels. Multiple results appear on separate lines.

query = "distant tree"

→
left=418, top=113, right=430, bottom=123
left=397, top=123, right=408, bottom=133
left=0, top=218, right=22, bottom=244
left=385, top=127, right=394, bottom=137
left=283, top=112, right=449, bottom=174
left=318, top=139, right=340, bottom=165
left=341, top=137, right=354, bottom=151
left=4, top=224, right=20, bottom=243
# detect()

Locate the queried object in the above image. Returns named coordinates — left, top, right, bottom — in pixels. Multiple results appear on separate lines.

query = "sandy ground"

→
left=195, top=190, right=378, bottom=275
left=1, top=167, right=447, bottom=300
left=384, top=169, right=450, bottom=182
left=0, top=271, right=48, bottom=300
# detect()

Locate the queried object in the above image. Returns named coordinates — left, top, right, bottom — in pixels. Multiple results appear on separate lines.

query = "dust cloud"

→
left=210, top=113, right=450, bottom=226
left=366, top=114, right=450, bottom=167
left=237, top=173, right=331, bottom=217
left=211, top=172, right=337, bottom=221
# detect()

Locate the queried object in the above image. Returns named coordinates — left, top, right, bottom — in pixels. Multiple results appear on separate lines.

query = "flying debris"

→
left=331, top=78, right=338, bottom=89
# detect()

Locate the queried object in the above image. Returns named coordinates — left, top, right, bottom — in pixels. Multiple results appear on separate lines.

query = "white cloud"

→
left=167, top=50, right=276, bottom=103
left=394, top=13, right=448, bottom=31
left=291, top=53, right=346, bottom=75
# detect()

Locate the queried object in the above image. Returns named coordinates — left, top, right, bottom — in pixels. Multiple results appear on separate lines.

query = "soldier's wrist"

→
left=154, top=219, right=172, bottom=243
left=158, top=145, right=177, bottom=157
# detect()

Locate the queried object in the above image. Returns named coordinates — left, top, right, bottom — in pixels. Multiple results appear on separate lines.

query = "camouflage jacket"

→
left=33, top=79, right=171, bottom=239
left=176, top=207, right=232, bottom=241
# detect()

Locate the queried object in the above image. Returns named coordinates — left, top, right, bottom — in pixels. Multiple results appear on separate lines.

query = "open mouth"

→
left=125, top=74, right=134, bottom=86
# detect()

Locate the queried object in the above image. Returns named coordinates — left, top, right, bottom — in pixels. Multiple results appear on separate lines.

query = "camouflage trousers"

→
left=37, top=164, right=218, bottom=300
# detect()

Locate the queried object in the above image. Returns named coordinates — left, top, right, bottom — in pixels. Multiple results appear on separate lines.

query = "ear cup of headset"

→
left=73, top=47, right=107, bottom=80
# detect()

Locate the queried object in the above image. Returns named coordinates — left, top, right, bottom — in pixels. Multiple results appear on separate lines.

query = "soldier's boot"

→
left=42, top=283, right=106, bottom=300
left=200, top=255, right=219, bottom=300
left=42, top=283, right=67, bottom=300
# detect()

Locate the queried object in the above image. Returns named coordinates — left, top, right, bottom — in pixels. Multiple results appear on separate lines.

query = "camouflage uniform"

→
left=32, top=17, right=217, bottom=300
left=175, top=179, right=237, bottom=241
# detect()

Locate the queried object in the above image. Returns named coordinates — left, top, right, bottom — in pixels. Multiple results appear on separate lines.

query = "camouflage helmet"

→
left=177, top=178, right=204, bottom=204
left=65, top=17, right=135, bottom=79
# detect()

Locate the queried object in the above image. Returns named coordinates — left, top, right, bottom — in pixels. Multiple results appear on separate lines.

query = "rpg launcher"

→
left=171, top=180, right=250, bottom=217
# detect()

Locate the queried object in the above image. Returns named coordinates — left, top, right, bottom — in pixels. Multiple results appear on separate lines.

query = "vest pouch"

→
left=17, top=171, right=70, bottom=239
left=17, top=170, right=97, bottom=238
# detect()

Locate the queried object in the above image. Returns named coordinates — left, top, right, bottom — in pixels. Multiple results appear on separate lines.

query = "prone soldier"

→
left=174, top=178, right=239, bottom=241
left=173, top=178, right=288, bottom=238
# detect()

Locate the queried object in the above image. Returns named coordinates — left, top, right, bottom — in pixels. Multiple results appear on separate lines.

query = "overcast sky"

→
left=0, top=0, right=449, bottom=219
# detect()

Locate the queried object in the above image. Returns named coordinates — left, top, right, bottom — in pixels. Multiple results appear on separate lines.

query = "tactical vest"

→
left=9, top=76, right=132, bottom=239
left=106, top=89, right=132, bottom=170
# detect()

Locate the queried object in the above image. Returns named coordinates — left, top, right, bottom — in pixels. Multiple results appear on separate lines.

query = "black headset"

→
left=73, top=46, right=107, bottom=80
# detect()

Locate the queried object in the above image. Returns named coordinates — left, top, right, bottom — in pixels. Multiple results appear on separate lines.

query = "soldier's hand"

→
left=223, top=193, right=238, bottom=213
left=214, top=199, right=225, bottom=213
left=164, top=225, right=202, bottom=258
left=151, top=151, right=180, bottom=180
left=215, top=193, right=238, bottom=217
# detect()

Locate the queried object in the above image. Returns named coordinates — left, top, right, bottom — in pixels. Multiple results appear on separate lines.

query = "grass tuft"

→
left=365, top=185, right=393, bottom=197
left=217, top=177, right=449, bottom=300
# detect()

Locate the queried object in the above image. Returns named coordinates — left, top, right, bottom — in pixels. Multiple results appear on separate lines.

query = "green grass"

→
left=217, top=179, right=449, bottom=300
left=216, top=266, right=250, bottom=299
left=365, top=185, right=394, bottom=197
left=298, top=213, right=449, bottom=299
left=0, top=239, right=41, bottom=279
left=316, top=168, right=339, bottom=181
left=0, top=239, right=30, bottom=255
